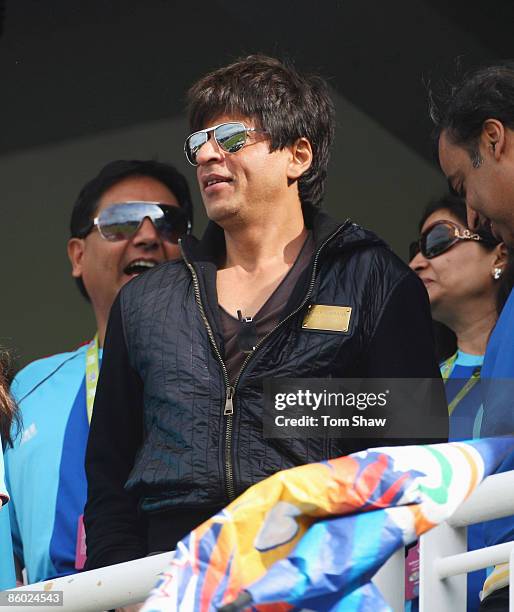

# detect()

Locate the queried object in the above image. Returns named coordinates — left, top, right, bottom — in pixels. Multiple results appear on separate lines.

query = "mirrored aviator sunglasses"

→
left=93, top=202, right=191, bottom=243
left=184, top=121, right=258, bottom=166
left=409, top=220, right=486, bottom=261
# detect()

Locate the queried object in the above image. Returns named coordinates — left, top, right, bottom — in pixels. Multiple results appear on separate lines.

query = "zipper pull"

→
left=224, top=386, right=235, bottom=416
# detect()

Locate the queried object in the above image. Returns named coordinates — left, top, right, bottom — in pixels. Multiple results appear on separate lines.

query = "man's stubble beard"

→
left=205, top=198, right=245, bottom=229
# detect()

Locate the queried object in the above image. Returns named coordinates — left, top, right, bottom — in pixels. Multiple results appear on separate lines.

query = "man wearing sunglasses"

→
left=3, top=160, right=193, bottom=585
left=85, top=55, right=446, bottom=571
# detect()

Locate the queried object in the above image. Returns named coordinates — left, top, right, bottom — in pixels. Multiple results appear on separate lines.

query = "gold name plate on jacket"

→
left=302, top=305, right=352, bottom=333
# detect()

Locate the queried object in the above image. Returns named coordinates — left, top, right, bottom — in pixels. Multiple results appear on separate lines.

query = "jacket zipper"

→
left=180, top=245, right=237, bottom=500
left=179, top=221, right=349, bottom=501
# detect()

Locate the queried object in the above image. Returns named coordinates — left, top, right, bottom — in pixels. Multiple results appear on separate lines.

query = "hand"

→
left=115, top=604, right=144, bottom=612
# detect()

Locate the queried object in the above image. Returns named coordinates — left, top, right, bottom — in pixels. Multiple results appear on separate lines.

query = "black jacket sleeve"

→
left=363, top=271, right=441, bottom=378
left=360, top=270, right=448, bottom=445
left=84, top=292, right=146, bottom=569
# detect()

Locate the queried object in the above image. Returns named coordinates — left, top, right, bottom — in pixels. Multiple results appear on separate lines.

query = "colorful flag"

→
left=142, top=437, right=514, bottom=611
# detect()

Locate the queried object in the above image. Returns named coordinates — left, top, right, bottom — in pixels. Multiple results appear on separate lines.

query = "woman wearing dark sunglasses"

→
left=408, top=193, right=513, bottom=612
left=409, top=193, right=513, bottom=438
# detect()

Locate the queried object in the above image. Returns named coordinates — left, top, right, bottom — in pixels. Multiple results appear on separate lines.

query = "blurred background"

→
left=1, top=0, right=512, bottom=367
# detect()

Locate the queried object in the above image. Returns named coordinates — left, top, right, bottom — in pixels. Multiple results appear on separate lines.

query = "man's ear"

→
left=481, top=119, right=505, bottom=160
left=287, top=137, right=313, bottom=180
left=67, top=238, right=85, bottom=278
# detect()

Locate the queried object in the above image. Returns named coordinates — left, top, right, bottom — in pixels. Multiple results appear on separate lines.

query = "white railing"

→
left=417, top=470, right=514, bottom=612
left=352, top=470, right=514, bottom=611
left=9, top=552, right=173, bottom=612
left=5, top=470, right=514, bottom=612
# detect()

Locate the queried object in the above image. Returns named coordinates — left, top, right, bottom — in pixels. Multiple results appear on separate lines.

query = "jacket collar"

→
left=180, top=203, right=387, bottom=264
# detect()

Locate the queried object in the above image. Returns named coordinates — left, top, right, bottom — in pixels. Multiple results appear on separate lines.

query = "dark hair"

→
left=429, top=61, right=514, bottom=157
left=416, top=193, right=514, bottom=314
left=187, top=54, right=336, bottom=210
left=0, top=350, right=21, bottom=449
left=70, top=159, right=194, bottom=301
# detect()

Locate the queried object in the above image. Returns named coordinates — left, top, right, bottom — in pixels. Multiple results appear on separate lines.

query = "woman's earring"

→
left=493, top=267, right=502, bottom=280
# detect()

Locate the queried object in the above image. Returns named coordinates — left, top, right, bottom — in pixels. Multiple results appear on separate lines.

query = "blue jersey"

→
left=481, top=287, right=514, bottom=432
left=0, top=509, right=16, bottom=589
left=443, top=351, right=485, bottom=611
left=444, top=351, right=484, bottom=441
left=407, top=352, right=486, bottom=612
left=479, top=288, right=514, bottom=599
left=4, top=342, right=100, bottom=583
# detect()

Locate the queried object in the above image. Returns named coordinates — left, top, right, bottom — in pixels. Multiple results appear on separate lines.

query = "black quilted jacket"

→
left=85, top=207, right=446, bottom=569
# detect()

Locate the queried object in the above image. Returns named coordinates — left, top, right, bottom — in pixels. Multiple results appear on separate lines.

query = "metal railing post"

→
left=419, top=522, right=467, bottom=611
left=373, top=546, right=405, bottom=611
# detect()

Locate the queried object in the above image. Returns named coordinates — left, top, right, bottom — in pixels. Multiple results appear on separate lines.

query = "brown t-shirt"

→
left=219, top=233, right=314, bottom=383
